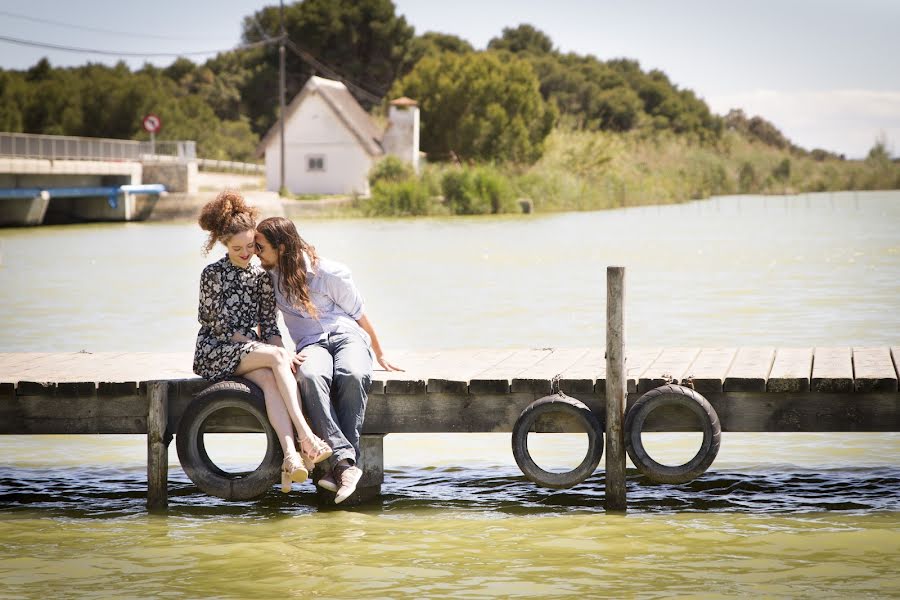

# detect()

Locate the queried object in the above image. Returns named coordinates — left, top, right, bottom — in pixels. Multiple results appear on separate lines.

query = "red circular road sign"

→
left=142, top=113, right=162, bottom=134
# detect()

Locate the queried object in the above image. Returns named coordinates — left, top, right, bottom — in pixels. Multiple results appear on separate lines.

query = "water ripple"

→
left=1, top=465, right=897, bottom=518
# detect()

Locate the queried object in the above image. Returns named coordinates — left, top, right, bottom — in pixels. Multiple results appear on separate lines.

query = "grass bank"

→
left=351, top=128, right=900, bottom=217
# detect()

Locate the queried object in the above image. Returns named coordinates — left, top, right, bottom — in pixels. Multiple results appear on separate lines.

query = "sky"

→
left=1, top=0, right=898, bottom=159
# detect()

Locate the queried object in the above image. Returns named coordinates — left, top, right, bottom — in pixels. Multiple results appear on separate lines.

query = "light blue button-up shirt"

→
left=268, top=258, right=370, bottom=351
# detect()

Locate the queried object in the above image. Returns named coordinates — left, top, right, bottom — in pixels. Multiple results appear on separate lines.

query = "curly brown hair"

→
left=198, top=190, right=258, bottom=254
left=256, top=216, right=319, bottom=317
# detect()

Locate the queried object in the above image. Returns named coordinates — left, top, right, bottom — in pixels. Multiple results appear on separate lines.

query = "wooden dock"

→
left=2, top=346, right=898, bottom=511
left=2, top=347, right=898, bottom=435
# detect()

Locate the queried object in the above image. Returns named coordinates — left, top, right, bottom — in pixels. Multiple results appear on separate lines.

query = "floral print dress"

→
left=193, top=255, right=280, bottom=381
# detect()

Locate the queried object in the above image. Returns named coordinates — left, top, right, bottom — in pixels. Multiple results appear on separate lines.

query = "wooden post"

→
left=605, top=266, right=627, bottom=512
left=146, top=380, right=169, bottom=513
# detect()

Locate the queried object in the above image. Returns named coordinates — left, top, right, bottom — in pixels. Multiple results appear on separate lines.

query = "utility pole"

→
left=279, top=0, right=286, bottom=194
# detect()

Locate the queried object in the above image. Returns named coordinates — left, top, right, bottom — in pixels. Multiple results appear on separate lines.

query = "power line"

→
left=284, top=39, right=385, bottom=104
left=0, top=34, right=277, bottom=58
left=0, top=9, right=220, bottom=41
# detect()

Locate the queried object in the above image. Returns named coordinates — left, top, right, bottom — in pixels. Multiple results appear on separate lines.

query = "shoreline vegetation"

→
left=2, top=1, right=898, bottom=219
left=321, top=127, right=899, bottom=218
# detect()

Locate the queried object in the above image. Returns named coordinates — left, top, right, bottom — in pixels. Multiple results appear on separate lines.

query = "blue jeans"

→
left=295, top=331, right=373, bottom=467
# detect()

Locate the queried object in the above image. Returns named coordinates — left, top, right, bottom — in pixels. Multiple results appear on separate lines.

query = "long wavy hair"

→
left=256, top=217, right=319, bottom=317
left=197, top=190, right=257, bottom=254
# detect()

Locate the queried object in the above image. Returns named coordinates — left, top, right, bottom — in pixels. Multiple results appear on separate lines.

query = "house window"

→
left=307, top=155, right=325, bottom=172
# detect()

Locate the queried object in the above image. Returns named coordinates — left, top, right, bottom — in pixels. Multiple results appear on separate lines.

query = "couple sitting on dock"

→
left=192, top=191, right=402, bottom=503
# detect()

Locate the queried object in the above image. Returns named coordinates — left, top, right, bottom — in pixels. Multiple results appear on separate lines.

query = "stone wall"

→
left=141, top=161, right=198, bottom=193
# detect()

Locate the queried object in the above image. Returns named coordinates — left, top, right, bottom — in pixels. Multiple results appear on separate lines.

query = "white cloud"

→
left=707, top=90, right=900, bottom=159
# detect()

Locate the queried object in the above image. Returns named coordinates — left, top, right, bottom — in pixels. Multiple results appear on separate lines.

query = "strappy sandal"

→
left=299, top=436, right=333, bottom=471
left=280, top=453, right=308, bottom=493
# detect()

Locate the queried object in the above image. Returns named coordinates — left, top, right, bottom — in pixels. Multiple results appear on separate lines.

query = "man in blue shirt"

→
left=255, top=217, right=402, bottom=503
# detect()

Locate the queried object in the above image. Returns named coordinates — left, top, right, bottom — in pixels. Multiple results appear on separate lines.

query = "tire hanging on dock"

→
left=176, top=378, right=281, bottom=500
left=624, top=384, right=721, bottom=484
left=511, top=393, right=604, bottom=489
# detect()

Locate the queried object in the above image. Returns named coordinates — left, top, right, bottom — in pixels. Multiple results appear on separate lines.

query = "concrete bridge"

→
left=0, top=132, right=261, bottom=226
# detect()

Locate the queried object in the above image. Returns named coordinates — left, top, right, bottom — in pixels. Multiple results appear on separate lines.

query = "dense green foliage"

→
left=441, top=167, right=516, bottom=214
left=365, top=160, right=517, bottom=216
left=368, top=155, right=415, bottom=186
left=3, top=5, right=738, bottom=162
left=391, top=52, right=557, bottom=163
left=0, top=59, right=258, bottom=160
left=1, top=0, right=896, bottom=207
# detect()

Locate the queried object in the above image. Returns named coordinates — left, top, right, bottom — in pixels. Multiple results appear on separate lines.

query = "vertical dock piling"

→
left=605, top=266, right=627, bottom=511
left=147, top=380, right=169, bottom=513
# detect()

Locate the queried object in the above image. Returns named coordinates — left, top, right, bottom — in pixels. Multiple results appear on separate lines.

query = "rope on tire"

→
left=511, top=392, right=604, bottom=489
left=624, top=384, right=721, bottom=484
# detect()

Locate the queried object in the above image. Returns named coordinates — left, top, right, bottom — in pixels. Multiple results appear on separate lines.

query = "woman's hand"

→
left=290, top=349, right=308, bottom=373
left=376, top=354, right=403, bottom=372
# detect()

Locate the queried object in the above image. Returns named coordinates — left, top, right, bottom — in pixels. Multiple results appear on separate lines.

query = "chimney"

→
left=382, top=97, right=420, bottom=172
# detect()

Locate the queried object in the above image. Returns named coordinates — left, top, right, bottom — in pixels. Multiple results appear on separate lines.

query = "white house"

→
left=257, top=76, right=420, bottom=196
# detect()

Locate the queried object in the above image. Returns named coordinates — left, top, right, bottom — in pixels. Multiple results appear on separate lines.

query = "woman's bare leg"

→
left=240, top=367, right=297, bottom=460
left=234, top=346, right=319, bottom=443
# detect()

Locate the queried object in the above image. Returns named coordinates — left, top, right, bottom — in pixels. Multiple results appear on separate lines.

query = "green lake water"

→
left=0, top=191, right=898, bottom=598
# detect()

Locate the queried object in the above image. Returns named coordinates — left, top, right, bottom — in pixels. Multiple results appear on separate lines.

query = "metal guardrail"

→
left=0, top=132, right=196, bottom=162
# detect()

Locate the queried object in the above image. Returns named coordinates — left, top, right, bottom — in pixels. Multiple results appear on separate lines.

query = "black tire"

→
left=176, top=378, right=281, bottom=500
left=511, top=394, right=604, bottom=489
left=624, top=384, right=721, bottom=484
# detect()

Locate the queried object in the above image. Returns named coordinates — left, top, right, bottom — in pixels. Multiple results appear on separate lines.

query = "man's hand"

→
left=376, top=354, right=403, bottom=372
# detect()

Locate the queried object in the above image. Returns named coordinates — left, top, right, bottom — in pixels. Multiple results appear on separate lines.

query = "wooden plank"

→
left=0, top=353, right=45, bottom=376
left=369, top=349, right=412, bottom=394
left=724, top=347, right=775, bottom=392
left=557, top=348, right=604, bottom=395
left=811, top=347, right=853, bottom=393
left=767, top=348, right=813, bottom=392
left=0, top=352, right=196, bottom=384
left=98, top=381, right=139, bottom=396
left=362, top=391, right=900, bottom=433
left=16, top=381, right=58, bottom=396
left=638, top=347, right=700, bottom=393
left=511, top=348, right=591, bottom=395
left=380, top=350, right=442, bottom=395
left=426, top=348, right=516, bottom=394
left=364, top=392, right=605, bottom=433
left=627, top=392, right=899, bottom=432
left=0, top=394, right=149, bottom=434
left=893, top=347, right=900, bottom=379
left=622, top=347, right=663, bottom=394
left=469, top=348, right=553, bottom=394
left=853, top=347, right=899, bottom=392
left=682, top=348, right=737, bottom=394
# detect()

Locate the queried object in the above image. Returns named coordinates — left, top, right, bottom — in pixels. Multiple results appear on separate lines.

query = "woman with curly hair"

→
left=193, top=190, right=331, bottom=493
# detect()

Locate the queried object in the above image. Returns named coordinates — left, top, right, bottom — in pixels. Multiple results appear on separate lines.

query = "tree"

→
left=867, top=133, right=892, bottom=164
left=402, top=32, right=473, bottom=74
left=392, top=52, right=556, bottom=163
left=487, top=24, right=554, bottom=54
left=240, top=0, right=415, bottom=134
left=0, top=71, right=28, bottom=131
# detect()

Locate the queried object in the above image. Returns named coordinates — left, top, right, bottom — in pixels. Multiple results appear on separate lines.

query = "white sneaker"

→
left=316, top=470, right=338, bottom=493
left=334, top=466, right=362, bottom=504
